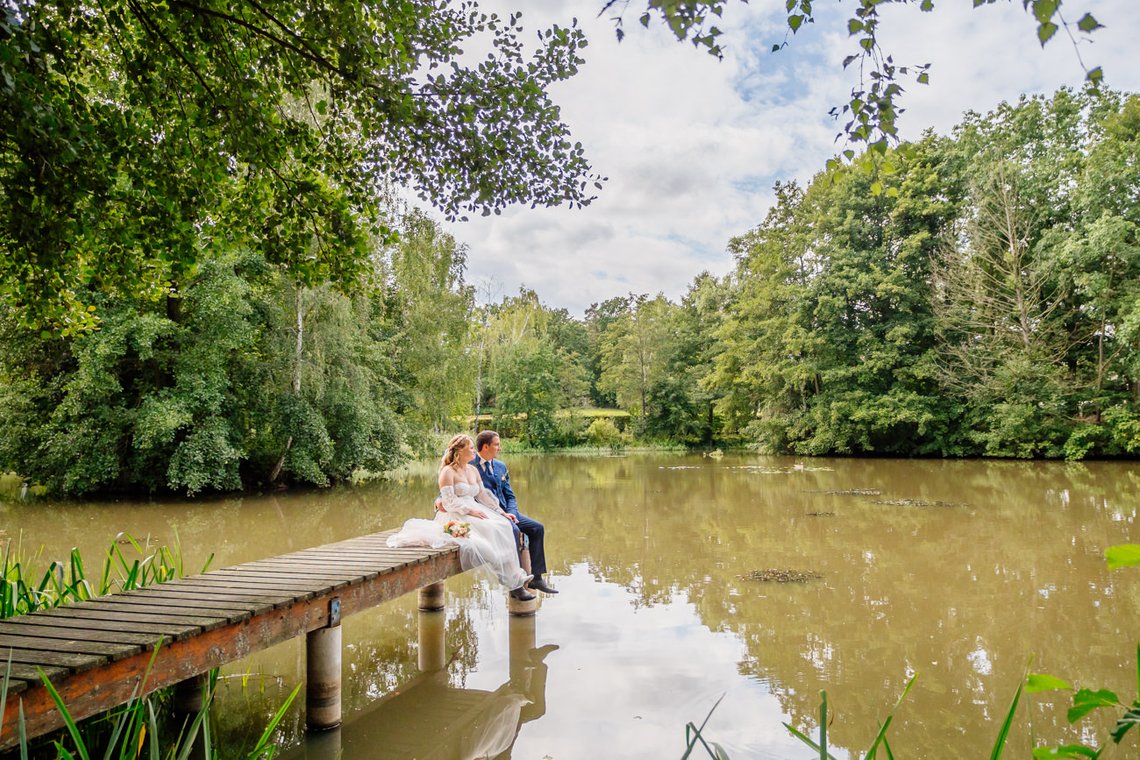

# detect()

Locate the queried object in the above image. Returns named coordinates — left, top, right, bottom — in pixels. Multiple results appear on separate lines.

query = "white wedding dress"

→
left=387, top=480, right=530, bottom=591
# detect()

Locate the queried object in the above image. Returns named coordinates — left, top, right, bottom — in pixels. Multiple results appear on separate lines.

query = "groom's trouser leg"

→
left=512, top=512, right=546, bottom=578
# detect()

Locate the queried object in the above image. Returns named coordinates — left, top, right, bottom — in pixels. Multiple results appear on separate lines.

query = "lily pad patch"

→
left=739, top=568, right=823, bottom=583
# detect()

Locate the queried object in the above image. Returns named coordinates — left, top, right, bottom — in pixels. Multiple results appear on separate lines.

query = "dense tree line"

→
left=2, top=87, right=1136, bottom=496
left=473, top=87, right=1140, bottom=459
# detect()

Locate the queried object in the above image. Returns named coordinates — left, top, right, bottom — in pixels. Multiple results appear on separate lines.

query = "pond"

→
left=3, top=453, right=1139, bottom=758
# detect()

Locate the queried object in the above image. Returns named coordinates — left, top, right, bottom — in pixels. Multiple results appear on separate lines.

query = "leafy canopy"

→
left=0, top=0, right=602, bottom=329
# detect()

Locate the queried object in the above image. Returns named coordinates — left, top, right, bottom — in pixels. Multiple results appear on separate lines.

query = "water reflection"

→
left=287, top=612, right=554, bottom=760
left=3, top=454, right=1139, bottom=757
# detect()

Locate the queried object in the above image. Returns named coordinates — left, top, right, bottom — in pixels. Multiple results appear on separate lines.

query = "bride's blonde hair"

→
left=441, top=434, right=473, bottom=468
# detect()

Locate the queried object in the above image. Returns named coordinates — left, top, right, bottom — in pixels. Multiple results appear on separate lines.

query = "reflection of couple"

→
left=388, top=430, right=559, bottom=601
left=458, top=641, right=558, bottom=760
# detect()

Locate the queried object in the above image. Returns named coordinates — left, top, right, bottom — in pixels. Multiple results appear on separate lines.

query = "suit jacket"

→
left=474, top=456, right=518, bottom=514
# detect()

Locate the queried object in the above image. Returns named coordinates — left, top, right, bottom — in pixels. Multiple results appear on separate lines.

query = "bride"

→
left=388, top=434, right=536, bottom=601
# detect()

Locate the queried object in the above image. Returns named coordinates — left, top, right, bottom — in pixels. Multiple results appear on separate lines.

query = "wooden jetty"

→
left=0, top=529, right=533, bottom=751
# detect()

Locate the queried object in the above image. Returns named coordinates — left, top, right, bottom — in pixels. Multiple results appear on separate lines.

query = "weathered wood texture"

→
left=0, top=530, right=461, bottom=750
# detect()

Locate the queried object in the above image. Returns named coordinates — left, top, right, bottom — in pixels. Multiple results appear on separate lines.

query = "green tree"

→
left=492, top=338, right=562, bottom=448
left=584, top=295, right=631, bottom=407
left=479, top=289, right=586, bottom=445
left=597, top=293, right=674, bottom=429
left=709, top=181, right=820, bottom=448
left=644, top=272, right=729, bottom=445
left=383, top=210, right=476, bottom=440
left=714, top=136, right=962, bottom=455
left=1, top=1, right=600, bottom=328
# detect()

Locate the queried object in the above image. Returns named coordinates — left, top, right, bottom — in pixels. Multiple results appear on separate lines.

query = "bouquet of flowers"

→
left=443, top=520, right=471, bottom=539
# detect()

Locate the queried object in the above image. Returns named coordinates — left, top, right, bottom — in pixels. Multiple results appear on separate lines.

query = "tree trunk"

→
left=270, top=285, right=304, bottom=484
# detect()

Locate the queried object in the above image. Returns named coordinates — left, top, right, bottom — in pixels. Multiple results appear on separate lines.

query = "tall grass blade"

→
left=681, top=693, right=726, bottom=760
left=98, top=683, right=145, bottom=760
left=172, top=685, right=214, bottom=760
left=99, top=550, right=114, bottom=597
left=784, top=690, right=840, bottom=760
left=867, top=673, right=917, bottom=759
left=990, top=675, right=1025, bottom=759
left=246, top=683, right=300, bottom=760
left=18, top=700, right=28, bottom=760
left=0, top=651, right=10, bottom=751
left=38, top=667, right=92, bottom=760
left=819, top=690, right=828, bottom=760
left=783, top=721, right=840, bottom=760
left=146, top=700, right=160, bottom=760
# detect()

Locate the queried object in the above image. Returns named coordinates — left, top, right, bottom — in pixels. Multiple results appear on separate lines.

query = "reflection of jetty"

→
left=290, top=613, right=554, bottom=760
left=0, top=530, right=538, bottom=750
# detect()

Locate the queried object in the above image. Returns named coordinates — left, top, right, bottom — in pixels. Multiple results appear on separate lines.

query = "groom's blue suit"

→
left=475, top=456, right=547, bottom=580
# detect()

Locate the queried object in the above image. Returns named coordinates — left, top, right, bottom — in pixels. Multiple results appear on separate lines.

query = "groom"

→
left=474, top=430, right=559, bottom=595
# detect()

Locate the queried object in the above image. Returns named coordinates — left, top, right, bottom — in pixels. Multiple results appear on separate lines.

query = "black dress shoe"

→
left=509, top=587, right=536, bottom=602
left=529, top=578, right=559, bottom=595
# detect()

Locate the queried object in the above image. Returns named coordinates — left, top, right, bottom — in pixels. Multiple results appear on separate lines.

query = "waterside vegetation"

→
left=2, top=87, right=1138, bottom=497
left=0, top=536, right=298, bottom=759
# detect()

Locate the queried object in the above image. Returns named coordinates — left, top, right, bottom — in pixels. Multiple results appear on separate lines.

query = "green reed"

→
left=1, top=533, right=212, bottom=620
left=2, top=648, right=300, bottom=760
left=1, top=536, right=286, bottom=760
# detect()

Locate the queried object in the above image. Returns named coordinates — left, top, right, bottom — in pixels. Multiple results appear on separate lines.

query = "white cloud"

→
left=440, top=0, right=1140, bottom=316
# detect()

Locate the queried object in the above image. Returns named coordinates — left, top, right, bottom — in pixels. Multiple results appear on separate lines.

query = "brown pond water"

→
left=2, top=453, right=1139, bottom=758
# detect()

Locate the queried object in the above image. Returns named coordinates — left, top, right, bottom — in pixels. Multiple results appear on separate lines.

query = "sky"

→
left=438, top=0, right=1140, bottom=317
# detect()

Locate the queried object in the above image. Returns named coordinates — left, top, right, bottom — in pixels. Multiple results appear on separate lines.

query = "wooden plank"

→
left=92, top=592, right=255, bottom=614
left=124, top=589, right=280, bottom=615
left=244, top=559, right=388, bottom=573
left=0, top=677, right=27, bottom=695
left=80, top=599, right=250, bottom=625
left=168, top=581, right=324, bottom=599
left=284, top=552, right=434, bottom=565
left=18, top=611, right=199, bottom=640
left=293, top=544, right=433, bottom=556
left=245, top=555, right=398, bottom=566
left=132, top=583, right=294, bottom=601
left=172, top=578, right=330, bottom=597
left=0, top=634, right=140, bottom=661
left=206, top=569, right=360, bottom=587
left=1, top=662, right=67, bottom=685
left=27, top=606, right=213, bottom=633
left=209, top=564, right=366, bottom=579
left=0, top=622, right=156, bottom=646
left=299, top=544, right=442, bottom=555
left=239, top=565, right=382, bottom=580
left=150, top=580, right=297, bottom=605
left=2, top=647, right=105, bottom=672
left=262, top=563, right=399, bottom=574
left=78, top=601, right=233, bottom=627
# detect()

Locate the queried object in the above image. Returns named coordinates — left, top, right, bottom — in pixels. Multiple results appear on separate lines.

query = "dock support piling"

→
left=418, top=581, right=445, bottom=611
left=417, top=609, right=447, bottom=672
left=306, top=621, right=342, bottom=731
left=507, top=592, right=537, bottom=617
left=172, top=674, right=208, bottom=760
